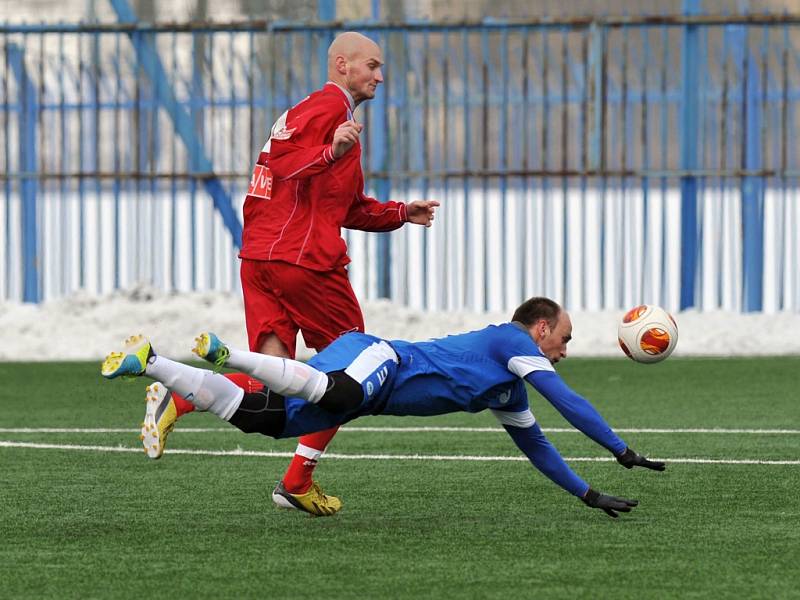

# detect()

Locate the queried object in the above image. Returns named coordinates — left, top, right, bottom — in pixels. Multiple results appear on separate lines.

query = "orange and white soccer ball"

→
left=617, top=305, right=678, bottom=363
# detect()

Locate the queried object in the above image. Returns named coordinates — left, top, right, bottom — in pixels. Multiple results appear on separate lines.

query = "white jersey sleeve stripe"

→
left=507, top=355, right=554, bottom=378
left=491, top=408, right=536, bottom=428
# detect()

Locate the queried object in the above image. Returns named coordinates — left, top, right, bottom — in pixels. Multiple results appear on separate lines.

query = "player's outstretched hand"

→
left=582, top=488, right=639, bottom=518
left=616, top=447, right=666, bottom=471
left=406, top=200, right=440, bottom=227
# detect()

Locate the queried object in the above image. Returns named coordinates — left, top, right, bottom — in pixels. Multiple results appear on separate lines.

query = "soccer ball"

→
left=617, top=305, right=678, bottom=363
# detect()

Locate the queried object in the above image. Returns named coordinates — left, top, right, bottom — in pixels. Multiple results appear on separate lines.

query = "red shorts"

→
left=240, top=259, right=364, bottom=358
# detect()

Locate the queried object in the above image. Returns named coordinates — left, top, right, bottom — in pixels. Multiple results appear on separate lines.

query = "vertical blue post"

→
left=679, top=0, right=701, bottom=310
left=190, top=32, right=204, bottom=288
left=462, top=29, right=471, bottom=308
left=318, top=0, right=336, bottom=86
left=587, top=22, right=604, bottom=171
left=368, top=5, right=391, bottom=298
left=742, top=47, right=764, bottom=311
left=91, top=30, right=103, bottom=294
left=588, top=22, right=606, bottom=303
left=8, top=44, right=39, bottom=303
left=499, top=28, right=509, bottom=310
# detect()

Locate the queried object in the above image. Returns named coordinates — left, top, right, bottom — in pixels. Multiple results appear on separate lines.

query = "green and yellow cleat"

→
left=101, top=334, right=155, bottom=379
left=272, top=481, right=343, bottom=517
left=192, top=332, right=230, bottom=369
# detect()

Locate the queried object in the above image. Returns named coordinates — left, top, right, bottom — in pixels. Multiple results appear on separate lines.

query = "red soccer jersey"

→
left=240, top=83, right=408, bottom=270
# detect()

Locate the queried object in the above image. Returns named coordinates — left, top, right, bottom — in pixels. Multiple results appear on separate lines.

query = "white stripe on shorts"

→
left=344, top=341, right=399, bottom=383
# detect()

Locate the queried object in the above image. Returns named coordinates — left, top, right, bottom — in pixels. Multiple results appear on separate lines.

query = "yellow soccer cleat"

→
left=272, top=481, right=343, bottom=517
left=101, top=334, right=155, bottom=379
left=141, top=382, right=177, bottom=459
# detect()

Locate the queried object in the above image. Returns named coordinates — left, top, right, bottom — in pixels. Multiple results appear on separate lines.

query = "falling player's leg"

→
left=129, top=310, right=260, bottom=459
left=193, top=332, right=329, bottom=402
left=141, top=372, right=264, bottom=459
left=103, top=337, right=294, bottom=458
left=135, top=258, right=302, bottom=461
left=103, top=336, right=242, bottom=415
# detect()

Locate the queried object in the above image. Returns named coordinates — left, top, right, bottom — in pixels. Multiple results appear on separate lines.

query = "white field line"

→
left=0, top=441, right=798, bottom=465
left=1, top=427, right=799, bottom=434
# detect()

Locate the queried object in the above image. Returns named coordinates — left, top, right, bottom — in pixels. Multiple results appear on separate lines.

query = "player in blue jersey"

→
left=102, top=297, right=664, bottom=517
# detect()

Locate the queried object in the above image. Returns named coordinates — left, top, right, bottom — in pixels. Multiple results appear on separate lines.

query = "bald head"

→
left=327, top=32, right=384, bottom=105
left=327, top=32, right=381, bottom=68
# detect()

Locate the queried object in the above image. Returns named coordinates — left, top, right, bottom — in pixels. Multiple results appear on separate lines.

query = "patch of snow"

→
left=2, top=285, right=798, bottom=361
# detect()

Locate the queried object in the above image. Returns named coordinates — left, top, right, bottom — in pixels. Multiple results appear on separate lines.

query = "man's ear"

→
left=335, top=55, right=348, bottom=75
left=530, top=319, right=549, bottom=342
left=538, top=319, right=551, bottom=338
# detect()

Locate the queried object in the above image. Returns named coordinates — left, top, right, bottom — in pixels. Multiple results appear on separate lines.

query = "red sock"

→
left=223, top=372, right=265, bottom=393
left=171, top=372, right=263, bottom=417
left=282, top=426, right=340, bottom=494
left=171, top=393, right=195, bottom=417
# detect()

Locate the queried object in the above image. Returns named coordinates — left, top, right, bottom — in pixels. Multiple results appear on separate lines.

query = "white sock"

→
left=145, top=356, right=243, bottom=419
left=197, top=372, right=245, bottom=421
left=226, top=348, right=328, bottom=403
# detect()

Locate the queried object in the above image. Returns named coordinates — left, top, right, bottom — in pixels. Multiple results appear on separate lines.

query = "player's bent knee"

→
left=228, top=389, right=286, bottom=438
left=317, top=371, right=363, bottom=414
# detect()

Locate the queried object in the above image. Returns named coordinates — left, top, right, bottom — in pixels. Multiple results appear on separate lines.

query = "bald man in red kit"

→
left=140, top=31, right=439, bottom=516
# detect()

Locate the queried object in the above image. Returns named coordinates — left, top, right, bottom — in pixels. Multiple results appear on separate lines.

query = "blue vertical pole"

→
left=640, top=26, right=651, bottom=303
left=113, top=33, right=122, bottom=291
left=190, top=32, right=203, bottom=288
left=462, top=29, right=471, bottom=308
left=368, top=5, right=391, bottom=298
left=318, top=0, right=336, bottom=86
left=372, top=87, right=391, bottom=297
left=679, top=0, right=701, bottom=310
left=588, top=23, right=606, bottom=304
left=588, top=22, right=604, bottom=172
left=500, top=28, right=509, bottom=310
left=170, top=31, right=179, bottom=291
left=91, top=30, right=103, bottom=294
left=8, top=44, right=39, bottom=303
left=660, top=26, right=671, bottom=306
left=742, top=45, right=764, bottom=311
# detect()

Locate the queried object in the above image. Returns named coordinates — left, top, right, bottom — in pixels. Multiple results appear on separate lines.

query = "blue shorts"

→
left=277, top=333, right=399, bottom=439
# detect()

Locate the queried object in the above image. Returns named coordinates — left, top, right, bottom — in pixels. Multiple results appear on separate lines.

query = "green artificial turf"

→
left=1, top=358, right=798, bottom=599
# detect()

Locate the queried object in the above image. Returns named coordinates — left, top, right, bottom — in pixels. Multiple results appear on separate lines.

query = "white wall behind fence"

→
left=1, top=185, right=799, bottom=313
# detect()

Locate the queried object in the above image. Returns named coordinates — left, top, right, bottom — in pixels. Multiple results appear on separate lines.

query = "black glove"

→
left=616, top=447, right=666, bottom=471
left=582, top=488, right=638, bottom=518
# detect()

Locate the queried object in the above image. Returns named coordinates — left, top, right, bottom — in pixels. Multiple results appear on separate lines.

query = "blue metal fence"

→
left=1, top=13, right=799, bottom=311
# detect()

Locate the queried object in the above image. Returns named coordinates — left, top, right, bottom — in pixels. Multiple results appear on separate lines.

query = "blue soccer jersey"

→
left=280, top=324, right=542, bottom=436
left=382, top=322, right=549, bottom=418
left=279, top=323, right=629, bottom=498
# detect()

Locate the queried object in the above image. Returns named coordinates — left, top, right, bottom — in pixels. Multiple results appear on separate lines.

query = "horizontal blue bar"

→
left=4, top=14, right=800, bottom=34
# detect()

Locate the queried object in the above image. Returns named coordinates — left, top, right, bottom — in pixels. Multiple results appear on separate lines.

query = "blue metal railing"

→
left=1, top=14, right=799, bottom=311
left=6, top=43, right=39, bottom=303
